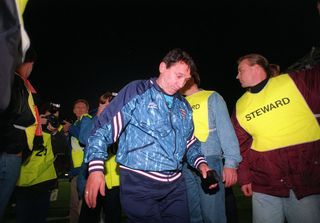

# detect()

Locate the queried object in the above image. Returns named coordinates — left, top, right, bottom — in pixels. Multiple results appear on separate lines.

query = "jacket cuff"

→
left=194, top=156, right=207, bottom=169
left=88, top=160, right=104, bottom=174
left=224, top=159, right=239, bottom=169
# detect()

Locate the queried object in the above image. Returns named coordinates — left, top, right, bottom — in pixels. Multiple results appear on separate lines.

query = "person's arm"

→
left=290, top=63, right=320, bottom=127
left=290, top=63, right=320, bottom=103
left=231, top=111, right=253, bottom=188
left=210, top=93, right=242, bottom=187
left=68, top=123, right=80, bottom=138
left=186, top=135, right=217, bottom=189
left=84, top=113, right=122, bottom=208
left=290, top=62, right=320, bottom=86
left=84, top=82, right=138, bottom=208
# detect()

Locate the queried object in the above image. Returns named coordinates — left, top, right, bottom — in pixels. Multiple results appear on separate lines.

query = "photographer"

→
left=40, top=102, right=70, bottom=177
left=14, top=102, right=60, bottom=223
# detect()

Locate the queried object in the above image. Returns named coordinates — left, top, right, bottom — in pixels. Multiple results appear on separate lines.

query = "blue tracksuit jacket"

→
left=84, top=77, right=207, bottom=173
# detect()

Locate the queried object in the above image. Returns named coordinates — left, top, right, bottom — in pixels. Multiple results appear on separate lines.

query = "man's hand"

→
left=39, top=114, right=48, bottom=125
left=198, top=163, right=218, bottom=189
left=62, top=120, right=71, bottom=135
left=223, top=167, right=237, bottom=187
left=241, top=183, right=252, bottom=197
left=84, top=171, right=105, bottom=208
left=97, top=103, right=107, bottom=116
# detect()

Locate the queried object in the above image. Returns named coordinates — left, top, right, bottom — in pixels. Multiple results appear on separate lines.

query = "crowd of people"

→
left=1, top=1, right=320, bottom=223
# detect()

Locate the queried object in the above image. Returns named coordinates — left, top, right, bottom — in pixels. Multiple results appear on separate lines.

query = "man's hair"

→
left=99, top=92, right=117, bottom=104
left=161, top=48, right=198, bottom=79
left=73, top=99, right=89, bottom=109
left=192, top=71, right=201, bottom=86
left=24, top=46, right=37, bottom=63
left=269, top=64, right=281, bottom=77
left=237, top=53, right=271, bottom=77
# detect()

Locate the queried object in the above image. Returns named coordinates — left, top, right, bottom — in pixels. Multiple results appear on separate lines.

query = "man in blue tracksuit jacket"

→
left=84, top=48, right=216, bottom=223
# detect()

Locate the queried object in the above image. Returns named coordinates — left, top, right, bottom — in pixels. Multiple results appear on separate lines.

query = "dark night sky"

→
left=23, top=0, right=320, bottom=120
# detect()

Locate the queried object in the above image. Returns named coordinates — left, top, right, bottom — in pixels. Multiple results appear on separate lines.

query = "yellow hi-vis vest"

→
left=17, top=0, right=29, bottom=15
left=17, top=132, right=57, bottom=186
left=104, top=154, right=120, bottom=189
left=236, top=74, right=320, bottom=152
left=71, top=136, right=84, bottom=168
left=186, top=90, right=214, bottom=142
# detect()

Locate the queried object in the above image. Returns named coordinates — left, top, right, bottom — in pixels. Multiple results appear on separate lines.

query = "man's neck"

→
left=249, top=77, right=269, bottom=93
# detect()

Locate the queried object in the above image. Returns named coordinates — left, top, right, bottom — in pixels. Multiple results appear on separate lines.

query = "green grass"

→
left=4, top=180, right=252, bottom=223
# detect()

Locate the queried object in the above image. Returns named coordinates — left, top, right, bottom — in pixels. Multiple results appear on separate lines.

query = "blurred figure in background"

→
left=67, top=99, right=90, bottom=223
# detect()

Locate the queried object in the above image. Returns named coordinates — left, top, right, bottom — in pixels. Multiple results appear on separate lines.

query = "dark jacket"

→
left=232, top=64, right=320, bottom=199
left=0, top=0, right=22, bottom=112
left=0, top=74, right=35, bottom=154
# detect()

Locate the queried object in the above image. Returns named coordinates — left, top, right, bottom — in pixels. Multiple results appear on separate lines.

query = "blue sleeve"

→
left=84, top=80, right=148, bottom=164
left=79, top=116, right=94, bottom=146
left=210, top=93, right=242, bottom=168
left=69, top=123, right=80, bottom=138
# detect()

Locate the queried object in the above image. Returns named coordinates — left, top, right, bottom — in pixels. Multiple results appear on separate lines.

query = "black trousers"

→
left=225, top=186, right=239, bottom=223
left=78, top=187, right=121, bottom=223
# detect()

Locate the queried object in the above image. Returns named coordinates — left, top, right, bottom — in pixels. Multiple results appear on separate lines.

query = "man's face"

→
left=237, top=59, right=257, bottom=88
left=73, top=102, right=89, bottom=119
left=159, top=61, right=191, bottom=95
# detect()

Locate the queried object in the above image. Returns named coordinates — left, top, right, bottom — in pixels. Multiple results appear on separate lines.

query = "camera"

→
left=43, top=102, right=61, bottom=131
left=48, top=102, right=60, bottom=114
left=201, top=169, right=220, bottom=189
left=45, top=113, right=60, bottom=128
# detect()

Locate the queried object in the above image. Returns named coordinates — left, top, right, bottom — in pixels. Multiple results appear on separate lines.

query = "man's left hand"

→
left=198, top=163, right=218, bottom=189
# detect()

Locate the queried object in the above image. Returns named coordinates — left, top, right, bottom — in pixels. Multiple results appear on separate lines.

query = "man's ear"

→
left=159, top=62, right=166, bottom=73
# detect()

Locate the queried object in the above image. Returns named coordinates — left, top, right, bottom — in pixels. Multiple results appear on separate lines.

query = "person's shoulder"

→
left=207, top=90, right=224, bottom=101
left=80, top=113, right=92, bottom=121
left=121, top=78, right=154, bottom=95
left=125, top=78, right=153, bottom=86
